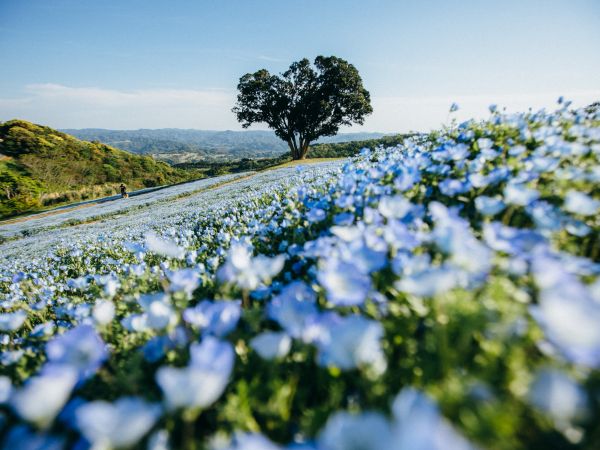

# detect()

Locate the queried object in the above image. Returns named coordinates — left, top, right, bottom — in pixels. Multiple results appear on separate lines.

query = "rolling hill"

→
left=0, top=120, right=202, bottom=219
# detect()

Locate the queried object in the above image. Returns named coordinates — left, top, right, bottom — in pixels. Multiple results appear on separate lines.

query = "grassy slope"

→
left=0, top=119, right=203, bottom=219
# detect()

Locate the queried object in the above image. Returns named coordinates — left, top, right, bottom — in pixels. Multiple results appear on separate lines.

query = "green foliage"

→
left=233, top=56, right=373, bottom=160
left=0, top=120, right=203, bottom=219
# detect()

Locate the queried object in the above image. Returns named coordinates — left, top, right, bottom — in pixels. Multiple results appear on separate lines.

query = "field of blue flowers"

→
left=1, top=100, right=599, bottom=450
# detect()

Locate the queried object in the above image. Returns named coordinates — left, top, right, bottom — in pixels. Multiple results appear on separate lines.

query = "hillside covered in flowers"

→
left=1, top=100, right=599, bottom=449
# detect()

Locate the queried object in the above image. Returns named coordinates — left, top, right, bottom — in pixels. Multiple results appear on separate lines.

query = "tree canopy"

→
left=232, top=56, right=373, bottom=160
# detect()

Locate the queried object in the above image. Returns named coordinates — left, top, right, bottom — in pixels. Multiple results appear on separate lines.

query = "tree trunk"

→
left=299, top=144, right=309, bottom=159
left=287, top=136, right=311, bottom=160
left=287, top=139, right=299, bottom=160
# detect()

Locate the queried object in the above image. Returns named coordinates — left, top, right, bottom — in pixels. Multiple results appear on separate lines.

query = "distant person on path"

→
left=120, top=183, right=128, bottom=198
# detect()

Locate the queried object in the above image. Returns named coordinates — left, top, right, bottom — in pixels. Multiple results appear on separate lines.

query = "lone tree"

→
left=233, top=56, right=373, bottom=160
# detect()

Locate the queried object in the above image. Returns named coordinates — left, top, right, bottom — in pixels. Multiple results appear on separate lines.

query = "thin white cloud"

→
left=1, top=84, right=598, bottom=132
left=257, top=55, right=286, bottom=62
left=0, top=84, right=240, bottom=129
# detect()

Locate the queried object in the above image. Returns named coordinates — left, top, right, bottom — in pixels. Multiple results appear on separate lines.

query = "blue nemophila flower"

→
left=144, top=232, right=185, bottom=259
left=390, top=388, right=475, bottom=450
left=317, top=411, right=392, bottom=450
left=564, top=190, right=600, bottom=216
left=528, top=369, right=588, bottom=429
left=508, top=144, right=527, bottom=157
left=147, top=429, right=170, bottom=450
left=183, top=300, right=241, bottom=337
left=251, top=331, right=292, bottom=360
left=129, top=292, right=177, bottom=331
left=449, top=102, right=459, bottom=112
left=223, top=432, right=282, bottom=450
left=167, top=267, right=201, bottom=297
left=565, top=219, right=591, bottom=237
left=189, top=336, right=235, bottom=373
left=528, top=201, right=564, bottom=233
left=439, top=178, right=471, bottom=197
left=317, top=258, right=372, bottom=306
left=217, top=243, right=285, bottom=290
left=122, top=313, right=150, bottom=332
left=0, top=349, right=24, bottom=365
left=395, top=264, right=459, bottom=298
left=267, top=281, right=318, bottom=338
left=123, top=241, right=146, bottom=255
left=92, top=300, right=115, bottom=326
left=378, top=195, right=413, bottom=220
left=2, top=425, right=66, bottom=450
left=307, top=207, right=327, bottom=223
left=447, top=143, right=470, bottom=161
left=336, top=238, right=387, bottom=275
left=316, top=315, right=385, bottom=373
left=393, top=164, right=421, bottom=192
left=75, top=397, right=161, bottom=448
left=0, top=375, right=12, bottom=403
left=45, top=325, right=108, bottom=379
left=483, top=222, right=546, bottom=256
left=382, top=220, right=420, bottom=252
left=10, top=365, right=77, bottom=428
left=475, top=196, right=506, bottom=216
left=477, top=138, right=493, bottom=150
left=429, top=202, right=492, bottom=277
left=142, top=326, right=189, bottom=363
left=530, top=255, right=600, bottom=367
left=156, top=337, right=234, bottom=411
left=504, top=183, right=540, bottom=206
left=468, top=172, right=489, bottom=189
left=333, top=212, right=355, bottom=226
left=0, top=310, right=27, bottom=332
left=95, top=274, right=120, bottom=298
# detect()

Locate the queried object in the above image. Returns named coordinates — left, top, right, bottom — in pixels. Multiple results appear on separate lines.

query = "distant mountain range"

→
left=60, top=128, right=389, bottom=162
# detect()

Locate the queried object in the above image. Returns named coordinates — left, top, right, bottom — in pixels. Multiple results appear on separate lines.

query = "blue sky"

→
left=0, top=0, right=599, bottom=132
